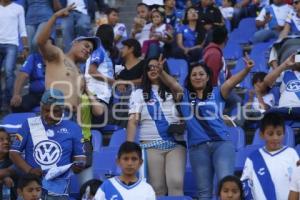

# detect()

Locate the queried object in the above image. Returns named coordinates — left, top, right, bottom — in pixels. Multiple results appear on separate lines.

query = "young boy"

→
left=0, top=128, right=14, bottom=189
left=241, top=113, right=299, bottom=200
left=17, top=173, right=42, bottom=200
left=94, top=141, right=156, bottom=200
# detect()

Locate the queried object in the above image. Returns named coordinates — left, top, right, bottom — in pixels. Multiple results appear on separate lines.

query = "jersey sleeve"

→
left=19, top=55, right=34, bottom=75
left=146, top=184, right=156, bottom=200
left=90, top=48, right=105, bottom=66
left=290, top=166, right=300, bottom=192
left=213, top=87, right=226, bottom=104
left=241, top=158, right=255, bottom=200
left=286, top=10, right=293, bottom=24
left=128, top=89, right=144, bottom=114
left=10, top=121, right=29, bottom=153
left=93, top=187, right=106, bottom=200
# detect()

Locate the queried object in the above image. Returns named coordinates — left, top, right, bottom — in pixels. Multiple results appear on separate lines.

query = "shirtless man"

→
left=36, top=4, right=99, bottom=115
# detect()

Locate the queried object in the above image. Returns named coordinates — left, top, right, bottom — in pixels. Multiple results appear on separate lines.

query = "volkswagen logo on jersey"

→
left=33, top=140, right=62, bottom=166
left=286, top=80, right=300, bottom=92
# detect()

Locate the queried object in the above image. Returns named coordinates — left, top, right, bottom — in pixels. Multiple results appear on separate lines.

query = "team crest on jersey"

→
left=33, top=140, right=62, bottom=166
left=286, top=80, right=300, bottom=92
left=46, top=129, right=55, bottom=137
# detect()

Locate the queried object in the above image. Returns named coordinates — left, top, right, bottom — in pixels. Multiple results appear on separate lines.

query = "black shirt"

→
left=196, top=3, right=223, bottom=26
left=118, top=60, right=145, bottom=80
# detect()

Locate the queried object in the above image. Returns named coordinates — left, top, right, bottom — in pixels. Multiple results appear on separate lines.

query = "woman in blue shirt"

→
left=175, top=6, right=206, bottom=62
left=160, top=57, right=254, bottom=199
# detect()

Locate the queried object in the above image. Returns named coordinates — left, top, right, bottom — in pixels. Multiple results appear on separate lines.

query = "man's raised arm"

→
left=36, top=4, right=76, bottom=62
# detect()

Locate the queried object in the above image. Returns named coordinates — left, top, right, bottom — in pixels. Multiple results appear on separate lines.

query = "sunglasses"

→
left=147, top=64, right=159, bottom=69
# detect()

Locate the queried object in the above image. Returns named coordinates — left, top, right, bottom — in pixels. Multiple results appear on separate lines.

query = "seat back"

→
left=167, top=58, right=188, bottom=86
left=0, top=112, right=36, bottom=133
left=92, top=147, right=119, bottom=180
left=109, top=128, right=126, bottom=147
left=227, top=126, right=246, bottom=151
left=92, top=130, right=103, bottom=152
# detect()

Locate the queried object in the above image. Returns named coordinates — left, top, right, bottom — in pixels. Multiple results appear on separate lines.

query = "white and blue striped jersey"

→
left=286, top=10, right=300, bottom=35
left=128, top=86, right=183, bottom=142
left=279, top=70, right=300, bottom=108
left=256, top=4, right=291, bottom=29
left=93, top=177, right=156, bottom=200
left=241, top=147, right=299, bottom=200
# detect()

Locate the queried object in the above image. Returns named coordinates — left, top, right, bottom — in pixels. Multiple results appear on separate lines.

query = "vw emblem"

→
left=286, top=80, right=300, bottom=92
left=33, top=140, right=62, bottom=166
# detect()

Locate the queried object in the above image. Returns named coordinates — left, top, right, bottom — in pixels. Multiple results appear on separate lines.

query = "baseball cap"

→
left=72, top=36, right=100, bottom=51
left=41, top=89, right=65, bottom=105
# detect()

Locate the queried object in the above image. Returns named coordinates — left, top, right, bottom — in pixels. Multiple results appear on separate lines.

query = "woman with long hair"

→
left=152, top=56, right=254, bottom=199
left=175, top=6, right=206, bottom=62
left=126, top=55, right=186, bottom=196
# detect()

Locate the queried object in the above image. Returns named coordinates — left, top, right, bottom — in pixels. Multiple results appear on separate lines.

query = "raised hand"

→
left=157, top=54, right=166, bottom=74
left=54, top=3, right=76, bottom=18
left=243, top=53, right=255, bottom=70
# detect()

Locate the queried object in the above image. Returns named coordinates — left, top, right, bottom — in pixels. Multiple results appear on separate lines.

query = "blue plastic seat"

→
left=227, top=126, right=246, bottom=151
left=92, top=147, right=119, bottom=181
left=224, top=42, right=243, bottom=60
left=252, top=125, right=295, bottom=147
left=100, top=124, right=122, bottom=133
left=235, top=145, right=260, bottom=171
left=157, top=196, right=193, bottom=200
left=0, top=112, right=36, bottom=133
left=109, top=128, right=126, bottom=147
left=166, top=58, right=188, bottom=86
left=92, top=130, right=103, bottom=152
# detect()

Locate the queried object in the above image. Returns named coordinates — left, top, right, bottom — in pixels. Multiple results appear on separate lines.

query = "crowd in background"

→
left=1, top=0, right=300, bottom=199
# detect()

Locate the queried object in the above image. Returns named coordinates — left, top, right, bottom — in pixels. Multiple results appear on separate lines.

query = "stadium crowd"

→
left=1, top=0, right=300, bottom=199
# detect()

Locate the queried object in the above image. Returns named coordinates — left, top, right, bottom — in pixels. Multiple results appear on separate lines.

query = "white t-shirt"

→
left=85, top=47, right=114, bottom=104
left=134, top=23, right=152, bottom=46
left=0, top=2, right=27, bottom=46
left=279, top=70, right=300, bottom=108
left=128, top=86, right=183, bottom=141
left=94, top=177, right=156, bottom=200
left=68, top=0, right=87, bottom=15
left=114, top=23, right=128, bottom=50
left=290, top=166, right=300, bottom=193
left=252, top=93, right=275, bottom=112
left=241, top=147, right=299, bottom=200
left=256, top=4, right=291, bottom=29
left=220, top=7, right=234, bottom=19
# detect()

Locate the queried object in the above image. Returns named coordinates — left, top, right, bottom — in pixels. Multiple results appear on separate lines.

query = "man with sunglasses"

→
left=10, top=88, right=86, bottom=199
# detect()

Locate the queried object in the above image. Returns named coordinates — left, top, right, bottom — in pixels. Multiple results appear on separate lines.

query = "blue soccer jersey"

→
left=177, top=24, right=197, bottom=48
left=10, top=116, right=85, bottom=174
left=180, top=87, right=231, bottom=146
left=19, top=53, right=45, bottom=93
